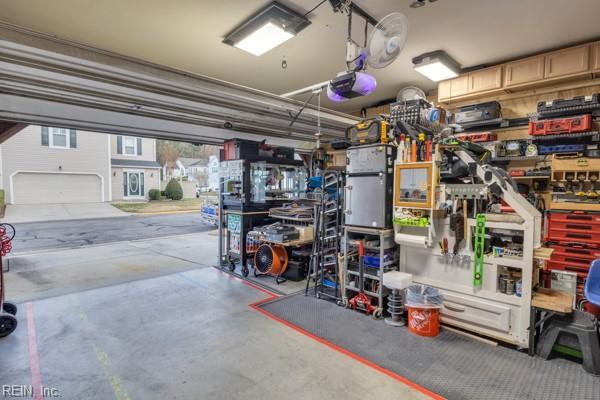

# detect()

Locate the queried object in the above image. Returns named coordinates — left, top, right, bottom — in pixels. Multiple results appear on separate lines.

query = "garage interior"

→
left=1, top=1, right=600, bottom=399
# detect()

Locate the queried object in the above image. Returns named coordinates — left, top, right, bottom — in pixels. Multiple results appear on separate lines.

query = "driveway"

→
left=1, top=202, right=128, bottom=223
left=9, top=212, right=212, bottom=253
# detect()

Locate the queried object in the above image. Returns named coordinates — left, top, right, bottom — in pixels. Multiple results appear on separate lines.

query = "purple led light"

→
left=355, top=72, right=377, bottom=94
left=326, top=72, right=377, bottom=102
left=326, top=87, right=347, bottom=102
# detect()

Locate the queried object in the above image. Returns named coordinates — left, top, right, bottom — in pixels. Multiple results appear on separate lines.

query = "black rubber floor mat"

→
left=258, top=293, right=600, bottom=400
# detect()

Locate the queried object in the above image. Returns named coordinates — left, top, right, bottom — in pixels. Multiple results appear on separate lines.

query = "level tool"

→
left=473, top=214, right=486, bottom=287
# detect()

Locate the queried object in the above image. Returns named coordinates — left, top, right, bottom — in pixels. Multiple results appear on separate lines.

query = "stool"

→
left=382, top=271, right=412, bottom=327
left=536, top=310, right=600, bottom=376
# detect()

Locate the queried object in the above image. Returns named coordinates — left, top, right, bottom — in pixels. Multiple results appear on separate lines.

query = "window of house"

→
left=50, top=128, right=69, bottom=148
left=123, top=136, right=137, bottom=155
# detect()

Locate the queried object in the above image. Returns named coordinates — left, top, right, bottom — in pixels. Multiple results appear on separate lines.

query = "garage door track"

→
left=1, top=202, right=128, bottom=223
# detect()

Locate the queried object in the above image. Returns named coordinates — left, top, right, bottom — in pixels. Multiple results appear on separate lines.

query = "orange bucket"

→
left=407, top=306, right=440, bottom=337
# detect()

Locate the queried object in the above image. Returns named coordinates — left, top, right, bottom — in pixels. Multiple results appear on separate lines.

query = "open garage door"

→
left=0, top=23, right=357, bottom=148
left=12, top=172, right=103, bottom=204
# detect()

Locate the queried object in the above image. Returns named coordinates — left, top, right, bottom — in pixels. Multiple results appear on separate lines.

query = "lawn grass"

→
left=112, top=198, right=207, bottom=213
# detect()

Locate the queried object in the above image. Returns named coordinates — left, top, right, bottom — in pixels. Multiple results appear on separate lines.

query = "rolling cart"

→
left=0, top=223, right=17, bottom=338
left=342, top=226, right=398, bottom=319
left=221, top=210, right=271, bottom=277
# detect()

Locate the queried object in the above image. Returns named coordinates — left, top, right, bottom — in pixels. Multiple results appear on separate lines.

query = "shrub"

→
left=148, top=189, right=160, bottom=201
left=164, top=178, right=183, bottom=200
left=160, top=190, right=166, bottom=197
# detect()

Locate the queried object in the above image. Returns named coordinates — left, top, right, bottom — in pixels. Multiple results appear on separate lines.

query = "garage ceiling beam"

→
left=0, top=22, right=358, bottom=147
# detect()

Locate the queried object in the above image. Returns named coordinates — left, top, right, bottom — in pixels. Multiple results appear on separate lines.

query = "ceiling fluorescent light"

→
left=412, top=50, right=460, bottom=81
left=234, top=22, right=294, bottom=56
left=224, top=2, right=311, bottom=56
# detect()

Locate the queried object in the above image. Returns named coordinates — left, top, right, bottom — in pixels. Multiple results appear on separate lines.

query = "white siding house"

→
left=0, top=125, right=161, bottom=204
left=0, top=125, right=111, bottom=204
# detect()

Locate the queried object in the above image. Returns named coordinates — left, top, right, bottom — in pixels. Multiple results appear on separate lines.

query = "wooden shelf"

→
left=484, top=255, right=526, bottom=269
left=468, top=219, right=525, bottom=230
left=532, top=288, right=573, bottom=313
left=260, top=238, right=313, bottom=247
left=533, top=247, right=554, bottom=261
left=510, top=175, right=550, bottom=180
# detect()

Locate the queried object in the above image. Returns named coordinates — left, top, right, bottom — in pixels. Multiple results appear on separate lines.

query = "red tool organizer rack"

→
left=544, top=211, right=600, bottom=305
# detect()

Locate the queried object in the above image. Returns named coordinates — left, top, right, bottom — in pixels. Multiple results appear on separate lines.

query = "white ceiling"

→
left=1, top=0, right=599, bottom=112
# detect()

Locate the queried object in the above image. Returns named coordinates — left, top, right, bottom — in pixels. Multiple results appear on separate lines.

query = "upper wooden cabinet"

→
left=591, top=41, right=600, bottom=72
left=437, top=42, right=596, bottom=103
left=437, top=80, right=452, bottom=101
left=468, top=65, right=503, bottom=93
left=504, top=56, right=545, bottom=88
left=437, top=75, right=469, bottom=101
left=544, top=44, right=590, bottom=79
left=450, top=75, right=469, bottom=97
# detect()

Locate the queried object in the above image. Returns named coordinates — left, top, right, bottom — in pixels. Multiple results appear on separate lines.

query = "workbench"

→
left=528, top=288, right=574, bottom=356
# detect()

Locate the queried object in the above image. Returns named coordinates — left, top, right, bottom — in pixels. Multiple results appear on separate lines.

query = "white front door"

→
left=123, top=171, right=144, bottom=199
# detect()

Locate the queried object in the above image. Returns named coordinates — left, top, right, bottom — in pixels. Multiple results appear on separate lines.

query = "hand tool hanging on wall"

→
left=473, top=214, right=486, bottom=287
left=450, top=211, right=465, bottom=256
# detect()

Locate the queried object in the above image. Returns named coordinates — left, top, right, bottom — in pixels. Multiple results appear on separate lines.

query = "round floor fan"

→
left=254, top=244, right=288, bottom=276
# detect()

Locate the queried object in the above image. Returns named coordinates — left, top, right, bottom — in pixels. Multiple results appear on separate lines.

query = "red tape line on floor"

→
left=26, top=302, right=43, bottom=400
left=217, top=268, right=442, bottom=400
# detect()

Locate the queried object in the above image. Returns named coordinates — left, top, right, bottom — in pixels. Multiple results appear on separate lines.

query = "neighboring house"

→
left=162, top=157, right=207, bottom=184
left=111, top=134, right=161, bottom=201
left=0, top=125, right=160, bottom=204
left=207, top=155, right=219, bottom=191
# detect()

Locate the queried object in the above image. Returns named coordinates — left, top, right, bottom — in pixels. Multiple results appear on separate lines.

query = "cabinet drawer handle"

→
left=565, top=214, right=591, bottom=221
left=566, top=224, right=591, bottom=230
left=567, top=233, right=591, bottom=239
left=443, top=303, right=466, bottom=312
left=566, top=265, right=588, bottom=272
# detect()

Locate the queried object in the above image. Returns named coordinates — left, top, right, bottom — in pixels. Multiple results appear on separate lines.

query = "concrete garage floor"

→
left=1, top=266, right=428, bottom=399
left=5, top=232, right=213, bottom=302
left=0, top=214, right=430, bottom=399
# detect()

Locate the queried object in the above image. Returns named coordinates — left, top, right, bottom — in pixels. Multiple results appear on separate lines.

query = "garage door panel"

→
left=13, top=173, right=102, bottom=204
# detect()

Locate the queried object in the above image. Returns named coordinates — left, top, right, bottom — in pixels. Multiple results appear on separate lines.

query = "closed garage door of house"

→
left=12, top=173, right=102, bottom=204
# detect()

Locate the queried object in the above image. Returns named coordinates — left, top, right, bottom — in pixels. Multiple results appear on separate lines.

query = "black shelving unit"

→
left=305, top=171, right=344, bottom=302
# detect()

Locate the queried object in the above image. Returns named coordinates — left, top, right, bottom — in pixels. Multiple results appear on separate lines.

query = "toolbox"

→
left=546, top=227, right=600, bottom=246
left=537, top=94, right=600, bottom=117
left=546, top=211, right=600, bottom=246
left=455, top=101, right=501, bottom=125
left=346, top=118, right=390, bottom=146
left=510, top=169, right=526, bottom=177
left=223, top=139, right=260, bottom=160
left=282, top=259, right=307, bottom=282
left=547, top=244, right=600, bottom=262
left=545, top=211, right=600, bottom=289
left=538, top=144, right=586, bottom=155
left=455, top=132, right=498, bottom=142
left=528, top=114, right=592, bottom=136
